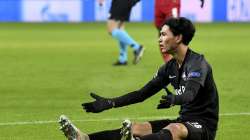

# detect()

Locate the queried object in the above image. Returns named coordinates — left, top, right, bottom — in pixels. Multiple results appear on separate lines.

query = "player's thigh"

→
left=149, top=119, right=176, bottom=133
left=132, top=119, right=175, bottom=137
left=182, top=121, right=216, bottom=140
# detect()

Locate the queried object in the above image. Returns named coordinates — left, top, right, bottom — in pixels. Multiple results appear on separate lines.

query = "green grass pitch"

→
left=0, top=22, right=250, bottom=140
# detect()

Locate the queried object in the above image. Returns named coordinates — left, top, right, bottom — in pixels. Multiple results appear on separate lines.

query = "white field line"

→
left=0, top=112, right=250, bottom=126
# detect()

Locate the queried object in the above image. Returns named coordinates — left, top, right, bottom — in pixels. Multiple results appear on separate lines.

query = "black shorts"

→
left=109, top=0, right=133, bottom=21
left=149, top=119, right=216, bottom=140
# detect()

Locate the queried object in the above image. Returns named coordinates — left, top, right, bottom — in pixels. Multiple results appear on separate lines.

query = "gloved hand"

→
left=129, top=0, right=140, bottom=7
left=200, top=0, right=204, bottom=8
left=157, top=88, right=175, bottom=109
left=82, top=93, right=114, bottom=113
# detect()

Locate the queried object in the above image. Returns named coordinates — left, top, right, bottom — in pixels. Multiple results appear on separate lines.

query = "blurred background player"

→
left=98, top=0, right=144, bottom=66
left=155, top=0, right=204, bottom=62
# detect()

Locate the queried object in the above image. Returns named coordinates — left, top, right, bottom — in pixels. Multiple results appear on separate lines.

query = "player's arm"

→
left=82, top=80, right=165, bottom=113
left=112, top=75, right=167, bottom=107
left=82, top=65, right=169, bottom=113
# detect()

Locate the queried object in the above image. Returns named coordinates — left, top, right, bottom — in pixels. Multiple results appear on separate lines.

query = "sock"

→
left=111, top=28, right=140, bottom=51
left=119, top=41, right=128, bottom=63
left=139, top=129, right=172, bottom=140
left=88, top=128, right=121, bottom=140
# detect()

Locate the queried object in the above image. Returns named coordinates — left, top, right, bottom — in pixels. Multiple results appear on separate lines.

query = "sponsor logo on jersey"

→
left=175, top=85, right=185, bottom=95
left=187, top=122, right=203, bottom=129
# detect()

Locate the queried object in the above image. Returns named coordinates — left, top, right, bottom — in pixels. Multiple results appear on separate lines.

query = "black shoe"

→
left=133, top=45, right=144, bottom=64
left=113, top=61, right=127, bottom=66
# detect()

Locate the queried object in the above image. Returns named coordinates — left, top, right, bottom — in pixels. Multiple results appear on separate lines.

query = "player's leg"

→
left=121, top=119, right=176, bottom=140
left=59, top=115, right=123, bottom=140
left=109, top=21, right=143, bottom=64
left=109, top=20, right=139, bottom=49
left=107, top=19, right=127, bottom=65
left=116, top=41, right=128, bottom=65
left=181, top=121, right=216, bottom=140
left=89, top=119, right=150, bottom=140
left=88, top=129, right=122, bottom=140
left=108, top=0, right=143, bottom=65
left=120, top=119, right=152, bottom=140
left=138, top=123, right=187, bottom=140
left=87, top=119, right=152, bottom=140
left=117, top=22, right=144, bottom=65
left=139, top=121, right=215, bottom=140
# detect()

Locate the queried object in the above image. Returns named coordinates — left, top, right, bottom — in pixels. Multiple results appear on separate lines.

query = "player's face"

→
left=159, top=25, right=179, bottom=54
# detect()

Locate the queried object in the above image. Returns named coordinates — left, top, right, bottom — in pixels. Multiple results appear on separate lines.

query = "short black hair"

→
left=163, top=17, right=195, bottom=45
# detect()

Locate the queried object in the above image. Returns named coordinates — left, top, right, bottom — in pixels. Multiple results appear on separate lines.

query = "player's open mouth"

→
left=160, top=46, right=166, bottom=53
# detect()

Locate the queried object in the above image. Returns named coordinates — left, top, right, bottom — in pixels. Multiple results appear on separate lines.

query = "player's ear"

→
left=175, top=34, right=182, bottom=44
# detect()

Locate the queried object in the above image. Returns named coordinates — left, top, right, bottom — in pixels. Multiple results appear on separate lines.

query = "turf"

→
left=0, top=22, right=250, bottom=140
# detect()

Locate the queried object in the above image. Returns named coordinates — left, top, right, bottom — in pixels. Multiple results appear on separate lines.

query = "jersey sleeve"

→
left=113, top=64, right=169, bottom=107
left=140, top=64, right=170, bottom=96
left=187, top=56, right=209, bottom=87
left=152, top=64, right=170, bottom=85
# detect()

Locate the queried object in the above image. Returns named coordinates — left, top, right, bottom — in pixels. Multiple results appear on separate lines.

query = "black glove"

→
left=82, top=93, right=114, bottom=113
left=129, top=0, right=140, bottom=7
left=200, top=0, right=204, bottom=8
left=157, top=88, right=175, bottom=109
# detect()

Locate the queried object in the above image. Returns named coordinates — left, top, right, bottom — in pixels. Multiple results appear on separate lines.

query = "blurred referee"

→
left=99, top=0, right=144, bottom=66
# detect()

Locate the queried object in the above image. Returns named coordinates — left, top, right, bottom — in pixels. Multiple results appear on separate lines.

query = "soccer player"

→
left=59, top=17, right=219, bottom=140
left=155, top=0, right=205, bottom=62
left=98, top=0, right=144, bottom=66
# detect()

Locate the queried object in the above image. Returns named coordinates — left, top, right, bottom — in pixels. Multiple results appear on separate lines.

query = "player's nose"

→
left=158, top=37, right=162, bottom=44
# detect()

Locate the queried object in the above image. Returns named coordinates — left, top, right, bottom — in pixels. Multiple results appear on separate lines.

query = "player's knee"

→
left=107, top=25, right=113, bottom=34
left=107, top=27, right=114, bottom=34
left=132, top=122, right=152, bottom=137
left=107, top=20, right=118, bottom=33
left=165, top=123, right=188, bottom=140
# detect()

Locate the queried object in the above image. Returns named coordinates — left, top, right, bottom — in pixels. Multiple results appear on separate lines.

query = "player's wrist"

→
left=107, top=99, right=115, bottom=108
